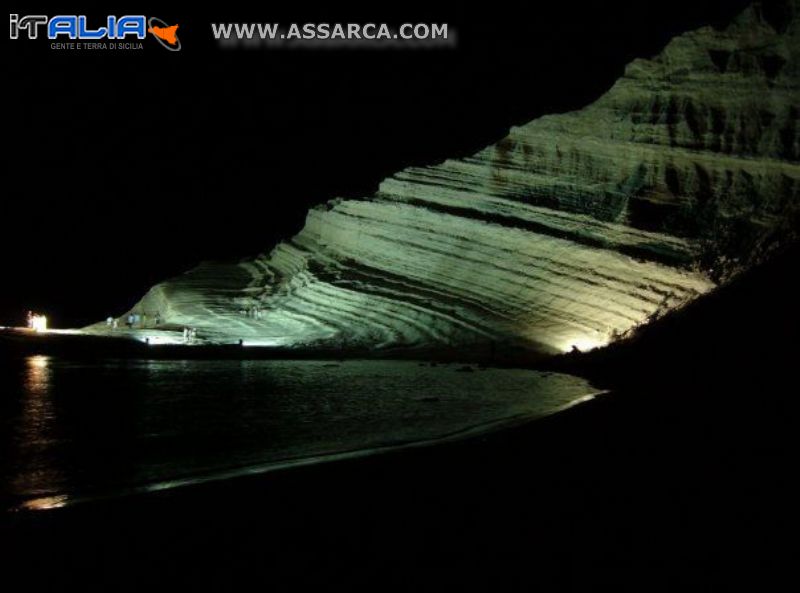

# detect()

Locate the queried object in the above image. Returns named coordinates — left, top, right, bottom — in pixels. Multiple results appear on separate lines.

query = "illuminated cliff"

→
left=98, top=2, right=799, bottom=354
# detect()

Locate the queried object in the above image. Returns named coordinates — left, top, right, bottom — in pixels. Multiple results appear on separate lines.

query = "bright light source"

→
left=27, top=355, right=50, bottom=368
left=20, top=495, right=68, bottom=511
left=561, top=332, right=608, bottom=353
left=140, top=334, right=185, bottom=345
left=240, top=337, right=290, bottom=347
left=30, top=314, right=48, bottom=333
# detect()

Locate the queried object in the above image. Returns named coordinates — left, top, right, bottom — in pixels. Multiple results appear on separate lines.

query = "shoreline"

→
left=10, top=388, right=607, bottom=513
left=0, top=326, right=555, bottom=368
left=6, top=374, right=790, bottom=591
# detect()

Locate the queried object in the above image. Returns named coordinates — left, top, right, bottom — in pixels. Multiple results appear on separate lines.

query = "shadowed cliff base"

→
left=545, top=240, right=799, bottom=390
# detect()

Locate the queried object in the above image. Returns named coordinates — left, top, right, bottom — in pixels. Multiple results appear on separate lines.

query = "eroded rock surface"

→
left=94, top=2, right=799, bottom=353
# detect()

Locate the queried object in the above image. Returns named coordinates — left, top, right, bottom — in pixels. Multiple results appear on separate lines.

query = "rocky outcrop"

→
left=102, top=2, right=799, bottom=354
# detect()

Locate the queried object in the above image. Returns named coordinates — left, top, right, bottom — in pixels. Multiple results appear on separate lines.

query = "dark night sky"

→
left=4, top=1, right=756, bottom=327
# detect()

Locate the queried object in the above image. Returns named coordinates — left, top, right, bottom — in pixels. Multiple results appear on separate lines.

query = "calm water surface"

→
left=0, top=356, right=599, bottom=510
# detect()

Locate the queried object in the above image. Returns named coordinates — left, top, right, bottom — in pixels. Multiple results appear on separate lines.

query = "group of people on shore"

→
left=239, top=305, right=263, bottom=320
left=104, top=312, right=199, bottom=344
left=106, top=311, right=163, bottom=329
left=182, top=327, right=198, bottom=343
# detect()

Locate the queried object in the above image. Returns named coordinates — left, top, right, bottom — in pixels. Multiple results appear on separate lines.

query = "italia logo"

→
left=9, top=14, right=181, bottom=50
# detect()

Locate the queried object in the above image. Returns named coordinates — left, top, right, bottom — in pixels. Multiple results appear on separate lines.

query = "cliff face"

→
left=112, top=2, right=799, bottom=353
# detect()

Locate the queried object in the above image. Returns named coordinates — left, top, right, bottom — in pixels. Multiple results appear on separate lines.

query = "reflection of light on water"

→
left=572, top=393, right=599, bottom=405
left=15, top=355, right=67, bottom=502
left=28, top=355, right=49, bottom=368
left=25, top=355, right=51, bottom=393
left=20, top=495, right=69, bottom=511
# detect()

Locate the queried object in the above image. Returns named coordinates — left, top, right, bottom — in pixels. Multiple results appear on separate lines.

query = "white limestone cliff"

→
left=94, top=2, right=800, bottom=354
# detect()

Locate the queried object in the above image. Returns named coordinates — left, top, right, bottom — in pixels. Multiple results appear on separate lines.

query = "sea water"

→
left=0, top=356, right=600, bottom=510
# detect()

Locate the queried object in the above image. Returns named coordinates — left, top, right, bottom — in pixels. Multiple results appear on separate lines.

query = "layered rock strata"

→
left=94, top=2, right=799, bottom=354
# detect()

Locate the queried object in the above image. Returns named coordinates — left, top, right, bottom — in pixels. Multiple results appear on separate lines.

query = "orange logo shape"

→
left=149, top=24, right=179, bottom=45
